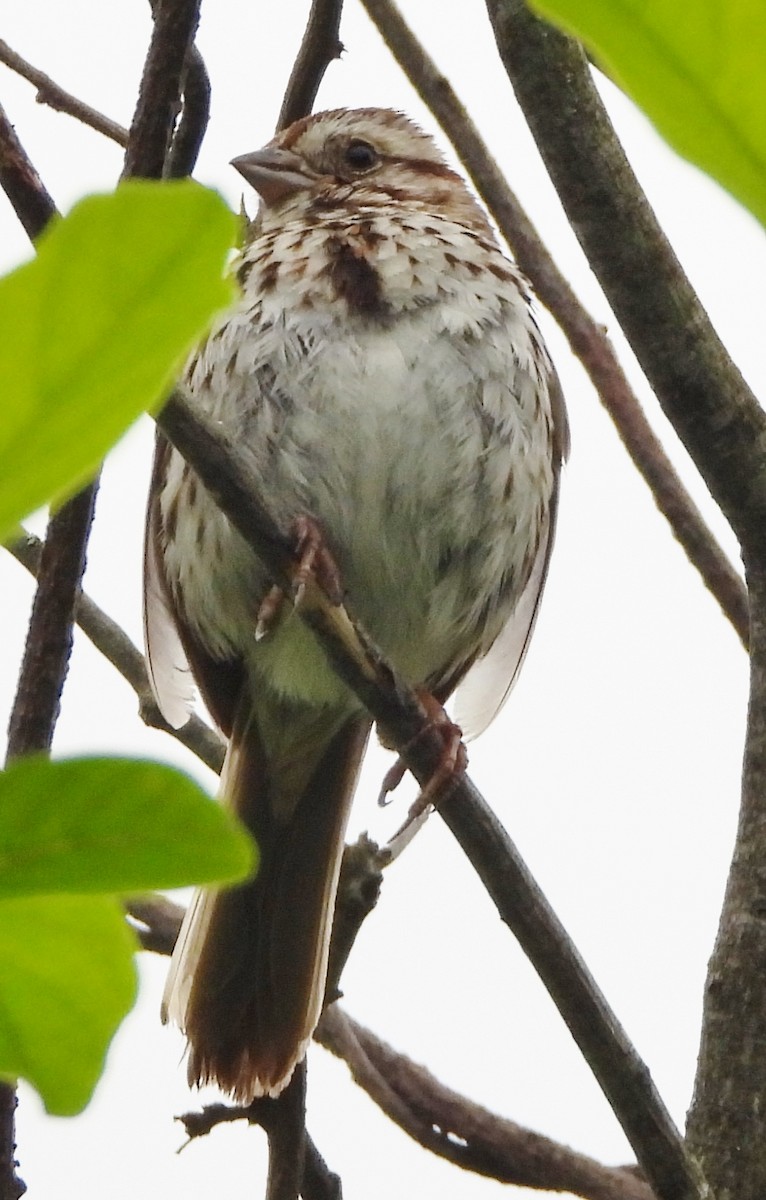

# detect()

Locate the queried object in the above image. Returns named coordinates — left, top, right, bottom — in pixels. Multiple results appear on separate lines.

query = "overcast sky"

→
left=1, top=2, right=763, bottom=1198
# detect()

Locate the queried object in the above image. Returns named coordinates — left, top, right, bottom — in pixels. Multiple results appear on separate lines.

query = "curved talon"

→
left=291, top=514, right=344, bottom=607
left=383, top=689, right=468, bottom=841
left=377, top=757, right=407, bottom=807
left=406, top=706, right=467, bottom=821
left=255, top=515, right=344, bottom=639
left=255, top=584, right=285, bottom=641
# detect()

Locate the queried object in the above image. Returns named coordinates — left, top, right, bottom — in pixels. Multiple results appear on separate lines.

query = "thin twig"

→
left=486, top=0, right=766, bottom=571
left=179, top=1102, right=340, bottom=1200
left=318, top=1007, right=655, bottom=1200
left=277, top=0, right=345, bottom=131
left=0, top=100, right=57, bottom=240
left=359, top=0, right=749, bottom=649
left=154, top=385, right=701, bottom=1200
left=6, top=531, right=225, bottom=774
left=122, top=0, right=201, bottom=180
left=0, top=39, right=128, bottom=146
left=166, top=44, right=210, bottom=178
left=180, top=1068, right=310, bottom=1200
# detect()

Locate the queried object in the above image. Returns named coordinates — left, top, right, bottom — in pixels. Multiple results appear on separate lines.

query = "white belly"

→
left=162, top=282, right=554, bottom=710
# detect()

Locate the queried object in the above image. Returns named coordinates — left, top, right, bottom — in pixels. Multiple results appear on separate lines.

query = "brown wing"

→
left=454, top=367, right=569, bottom=740
left=143, top=431, right=247, bottom=737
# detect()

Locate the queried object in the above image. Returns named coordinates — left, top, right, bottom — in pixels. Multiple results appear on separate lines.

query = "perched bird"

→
left=144, top=107, right=568, bottom=1101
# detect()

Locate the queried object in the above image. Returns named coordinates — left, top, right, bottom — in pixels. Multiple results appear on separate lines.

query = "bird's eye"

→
left=343, top=140, right=379, bottom=172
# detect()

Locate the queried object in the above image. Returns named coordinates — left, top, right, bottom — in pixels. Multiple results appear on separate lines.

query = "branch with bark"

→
left=0, top=38, right=128, bottom=147
left=277, top=0, right=345, bottom=131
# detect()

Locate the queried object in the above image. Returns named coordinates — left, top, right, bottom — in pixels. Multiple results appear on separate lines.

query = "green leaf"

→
left=0, top=180, right=235, bottom=539
left=0, top=893, right=138, bottom=1114
left=532, top=0, right=766, bottom=227
left=0, top=756, right=255, bottom=897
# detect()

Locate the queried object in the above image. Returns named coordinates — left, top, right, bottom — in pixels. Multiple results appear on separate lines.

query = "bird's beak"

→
left=231, top=147, right=315, bottom=208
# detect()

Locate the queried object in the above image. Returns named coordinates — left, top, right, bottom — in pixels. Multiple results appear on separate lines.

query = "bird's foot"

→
left=254, top=515, right=343, bottom=640
left=379, top=688, right=468, bottom=816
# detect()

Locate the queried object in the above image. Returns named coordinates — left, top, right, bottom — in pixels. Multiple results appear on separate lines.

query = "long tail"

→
left=162, top=691, right=370, bottom=1099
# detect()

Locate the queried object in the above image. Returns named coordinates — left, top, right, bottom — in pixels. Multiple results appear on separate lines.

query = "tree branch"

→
left=0, top=1086, right=23, bottom=1200
left=179, top=1099, right=341, bottom=1200
left=165, top=43, right=210, bottom=178
left=686, top=562, right=766, bottom=1198
left=359, top=0, right=748, bottom=649
left=485, top=0, right=766, bottom=569
left=122, top=0, right=201, bottom=180
left=0, top=39, right=128, bottom=146
left=277, top=0, right=345, bottom=131
left=0, top=100, right=57, bottom=240
left=318, top=1006, right=655, bottom=1200
left=155, top=385, right=702, bottom=1200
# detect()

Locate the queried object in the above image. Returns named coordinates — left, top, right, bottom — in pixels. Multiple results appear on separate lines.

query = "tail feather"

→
left=162, top=694, right=370, bottom=1099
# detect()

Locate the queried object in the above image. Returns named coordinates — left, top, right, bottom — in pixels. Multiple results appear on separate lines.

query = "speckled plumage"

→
left=145, top=108, right=567, bottom=1101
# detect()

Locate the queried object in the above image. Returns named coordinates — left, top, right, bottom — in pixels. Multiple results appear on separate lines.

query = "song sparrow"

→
left=144, top=107, right=568, bottom=1101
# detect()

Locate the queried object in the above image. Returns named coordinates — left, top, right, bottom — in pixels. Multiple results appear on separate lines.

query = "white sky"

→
left=0, top=2, right=762, bottom=1198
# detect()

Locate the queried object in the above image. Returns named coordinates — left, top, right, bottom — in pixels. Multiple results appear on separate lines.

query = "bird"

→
left=144, top=106, right=568, bottom=1102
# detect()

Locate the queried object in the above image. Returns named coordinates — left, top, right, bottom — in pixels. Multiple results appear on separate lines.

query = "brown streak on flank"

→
left=488, top=261, right=516, bottom=284
left=164, top=491, right=179, bottom=543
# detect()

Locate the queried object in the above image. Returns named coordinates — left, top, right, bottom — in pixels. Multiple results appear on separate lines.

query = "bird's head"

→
left=232, top=107, right=491, bottom=234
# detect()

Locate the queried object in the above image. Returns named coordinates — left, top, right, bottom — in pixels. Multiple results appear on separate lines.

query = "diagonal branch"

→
left=485, top=0, right=766, bottom=569
left=0, top=100, right=57, bottom=240
left=0, top=38, right=128, bottom=146
left=277, top=0, right=345, bottom=131
left=359, top=0, right=748, bottom=649
left=318, top=1006, right=656, bottom=1200
left=155, top=385, right=704, bottom=1200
